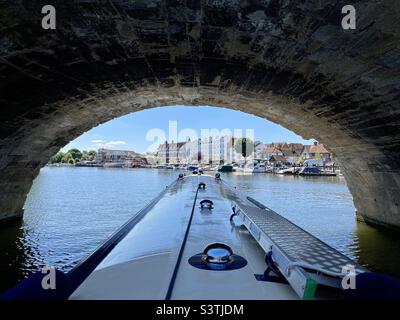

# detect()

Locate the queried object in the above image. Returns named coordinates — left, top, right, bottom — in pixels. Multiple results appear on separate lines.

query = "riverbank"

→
left=47, top=162, right=342, bottom=177
left=46, top=163, right=75, bottom=167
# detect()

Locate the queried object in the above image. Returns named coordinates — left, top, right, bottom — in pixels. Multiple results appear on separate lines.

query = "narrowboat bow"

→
left=3, top=174, right=400, bottom=300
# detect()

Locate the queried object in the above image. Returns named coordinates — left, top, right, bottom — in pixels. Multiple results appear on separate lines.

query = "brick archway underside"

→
left=0, top=1, right=399, bottom=229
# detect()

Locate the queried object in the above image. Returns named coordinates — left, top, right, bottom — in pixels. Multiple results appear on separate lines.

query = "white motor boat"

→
left=238, top=164, right=252, bottom=173
left=252, top=163, right=267, bottom=173
left=4, top=174, right=398, bottom=301
left=240, top=163, right=266, bottom=173
left=277, top=167, right=299, bottom=175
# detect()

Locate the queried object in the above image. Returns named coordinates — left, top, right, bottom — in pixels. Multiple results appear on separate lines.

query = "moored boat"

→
left=242, top=167, right=252, bottom=174
left=252, top=163, right=267, bottom=173
left=218, top=164, right=234, bottom=172
left=277, top=167, right=299, bottom=175
left=298, top=167, right=337, bottom=176
left=298, top=167, right=321, bottom=176
left=240, top=163, right=266, bottom=174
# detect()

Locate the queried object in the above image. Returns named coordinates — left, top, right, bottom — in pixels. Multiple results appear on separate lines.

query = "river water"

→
left=1, top=166, right=400, bottom=293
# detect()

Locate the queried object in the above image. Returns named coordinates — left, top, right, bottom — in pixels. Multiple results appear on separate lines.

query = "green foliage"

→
left=87, top=150, right=97, bottom=159
left=81, top=150, right=97, bottom=161
left=67, top=149, right=82, bottom=161
left=48, top=149, right=97, bottom=164
left=62, top=152, right=74, bottom=164
left=49, top=152, right=65, bottom=164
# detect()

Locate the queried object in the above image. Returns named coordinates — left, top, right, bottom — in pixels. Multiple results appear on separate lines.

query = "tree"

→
left=81, top=150, right=88, bottom=161
left=66, top=148, right=82, bottom=161
left=48, top=148, right=95, bottom=165
left=87, top=150, right=97, bottom=160
left=49, top=152, right=64, bottom=164
left=81, top=150, right=97, bottom=161
left=234, top=138, right=254, bottom=163
left=62, top=152, right=74, bottom=164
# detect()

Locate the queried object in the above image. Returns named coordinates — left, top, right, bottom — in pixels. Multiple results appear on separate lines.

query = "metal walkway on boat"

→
left=231, top=195, right=367, bottom=299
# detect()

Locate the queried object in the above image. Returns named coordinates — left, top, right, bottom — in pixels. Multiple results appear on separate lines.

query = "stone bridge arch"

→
left=0, top=1, right=399, bottom=229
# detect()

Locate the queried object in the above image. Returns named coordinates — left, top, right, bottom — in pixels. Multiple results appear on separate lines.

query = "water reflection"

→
left=0, top=219, right=31, bottom=292
left=355, top=223, right=400, bottom=277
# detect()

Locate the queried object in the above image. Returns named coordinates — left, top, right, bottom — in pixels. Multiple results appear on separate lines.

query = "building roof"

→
left=98, top=148, right=140, bottom=156
left=263, top=146, right=283, bottom=154
left=301, top=145, right=312, bottom=154
left=263, top=142, right=303, bottom=157
left=290, top=143, right=304, bottom=153
left=281, top=149, right=296, bottom=157
left=270, top=142, right=288, bottom=148
left=280, top=143, right=303, bottom=156
left=309, top=143, right=329, bottom=154
left=269, top=154, right=286, bottom=162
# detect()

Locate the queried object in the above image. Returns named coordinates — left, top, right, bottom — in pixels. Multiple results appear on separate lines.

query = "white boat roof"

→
left=69, top=175, right=299, bottom=300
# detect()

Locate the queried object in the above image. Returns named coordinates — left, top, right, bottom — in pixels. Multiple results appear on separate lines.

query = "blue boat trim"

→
left=1, top=269, right=71, bottom=300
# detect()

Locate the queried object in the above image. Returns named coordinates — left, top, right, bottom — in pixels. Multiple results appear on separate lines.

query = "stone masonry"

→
left=0, top=1, right=399, bottom=229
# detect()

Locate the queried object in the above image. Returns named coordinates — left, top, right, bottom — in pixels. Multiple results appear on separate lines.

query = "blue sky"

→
left=62, top=106, right=314, bottom=153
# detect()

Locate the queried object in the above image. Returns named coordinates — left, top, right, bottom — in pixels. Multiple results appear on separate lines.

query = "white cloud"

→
left=106, top=140, right=126, bottom=146
left=90, top=139, right=128, bottom=150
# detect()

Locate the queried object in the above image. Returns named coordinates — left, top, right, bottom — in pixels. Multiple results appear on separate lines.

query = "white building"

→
left=188, top=136, right=236, bottom=164
left=301, top=142, right=331, bottom=162
left=254, top=141, right=266, bottom=159
left=157, top=136, right=238, bottom=165
left=256, top=146, right=283, bottom=161
left=96, top=148, right=140, bottom=164
left=144, top=152, right=157, bottom=165
left=156, top=141, right=188, bottom=164
left=169, top=141, right=187, bottom=164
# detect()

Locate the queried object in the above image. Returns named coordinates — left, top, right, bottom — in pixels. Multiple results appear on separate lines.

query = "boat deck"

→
left=235, top=202, right=363, bottom=275
left=69, top=175, right=364, bottom=300
left=69, top=175, right=300, bottom=299
left=168, top=176, right=297, bottom=300
left=230, top=194, right=366, bottom=298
